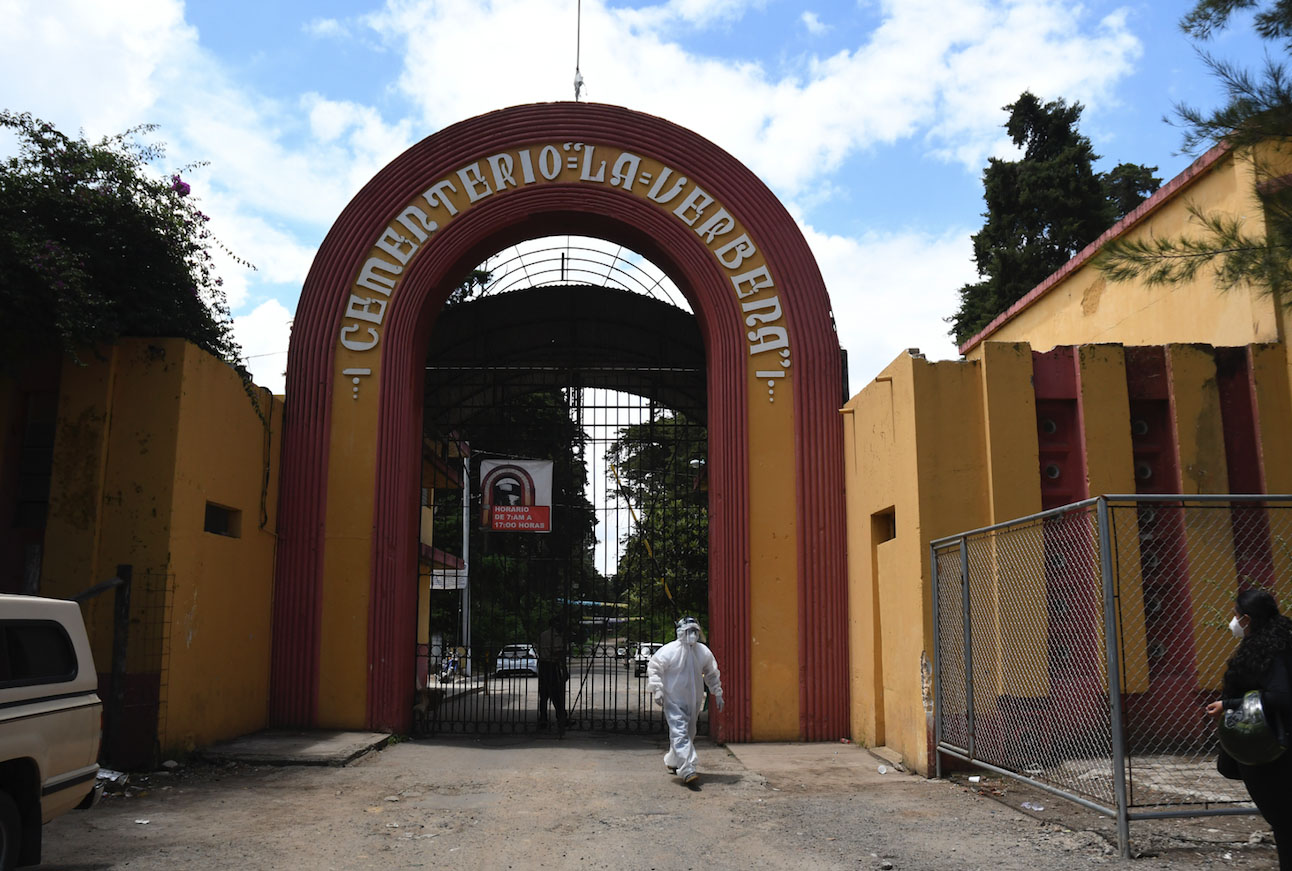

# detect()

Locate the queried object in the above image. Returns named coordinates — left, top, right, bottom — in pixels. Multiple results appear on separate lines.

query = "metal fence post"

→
left=107, top=564, right=133, bottom=770
left=959, top=535, right=974, bottom=761
left=932, top=541, right=944, bottom=779
left=1096, top=498, right=1131, bottom=858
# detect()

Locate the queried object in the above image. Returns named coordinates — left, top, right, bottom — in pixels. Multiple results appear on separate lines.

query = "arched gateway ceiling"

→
left=424, top=285, right=706, bottom=429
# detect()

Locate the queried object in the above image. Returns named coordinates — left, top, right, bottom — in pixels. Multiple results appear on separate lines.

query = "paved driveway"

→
left=41, top=734, right=1277, bottom=870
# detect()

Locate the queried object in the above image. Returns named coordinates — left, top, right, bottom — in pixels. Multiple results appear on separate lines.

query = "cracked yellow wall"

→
left=164, top=343, right=280, bottom=753
left=41, top=339, right=281, bottom=756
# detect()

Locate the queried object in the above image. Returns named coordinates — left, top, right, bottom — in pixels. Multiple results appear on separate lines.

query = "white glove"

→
left=653, top=692, right=664, bottom=708
left=714, top=695, right=724, bottom=712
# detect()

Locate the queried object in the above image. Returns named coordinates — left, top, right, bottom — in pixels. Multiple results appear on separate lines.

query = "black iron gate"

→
left=415, top=284, right=708, bottom=736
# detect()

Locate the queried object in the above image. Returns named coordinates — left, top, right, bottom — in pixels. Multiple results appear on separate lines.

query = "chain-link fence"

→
left=932, top=495, right=1292, bottom=858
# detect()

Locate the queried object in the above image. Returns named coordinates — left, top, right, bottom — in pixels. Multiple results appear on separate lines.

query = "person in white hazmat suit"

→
left=646, top=616, right=723, bottom=784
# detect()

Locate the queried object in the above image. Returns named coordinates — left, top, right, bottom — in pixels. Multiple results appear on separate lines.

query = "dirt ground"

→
left=41, top=734, right=1281, bottom=871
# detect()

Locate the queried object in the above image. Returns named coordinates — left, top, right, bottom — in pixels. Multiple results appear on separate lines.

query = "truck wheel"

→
left=0, top=791, right=20, bottom=871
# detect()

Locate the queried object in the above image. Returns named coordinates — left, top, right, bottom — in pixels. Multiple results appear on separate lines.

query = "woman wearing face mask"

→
left=1206, top=589, right=1292, bottom=869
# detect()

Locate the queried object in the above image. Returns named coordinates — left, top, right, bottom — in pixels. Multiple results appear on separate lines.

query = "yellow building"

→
left=2, top=339, right=282, bottom=766
left=842, top=142, right=1292, bottom=774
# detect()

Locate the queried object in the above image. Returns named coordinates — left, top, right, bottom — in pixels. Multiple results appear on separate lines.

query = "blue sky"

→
left=0, top=0, right=1266, bottom=394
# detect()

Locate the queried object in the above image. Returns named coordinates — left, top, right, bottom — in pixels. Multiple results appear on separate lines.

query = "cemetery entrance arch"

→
left=271, top=103, right=848, bottom=741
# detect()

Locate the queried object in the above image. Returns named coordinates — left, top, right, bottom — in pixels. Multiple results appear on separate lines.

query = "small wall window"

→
left=204, top=502, right=242, bottom=538
left=872, top=507, right=897, bottom=543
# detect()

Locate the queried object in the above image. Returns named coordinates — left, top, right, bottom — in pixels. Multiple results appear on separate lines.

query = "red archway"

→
left=271, top=103, right=848, bottom=741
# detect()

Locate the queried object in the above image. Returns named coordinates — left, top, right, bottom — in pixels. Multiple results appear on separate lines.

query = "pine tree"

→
left=1097, top=1, right=1292, bottom=293
left=950, top=93, right=1160, bottom=344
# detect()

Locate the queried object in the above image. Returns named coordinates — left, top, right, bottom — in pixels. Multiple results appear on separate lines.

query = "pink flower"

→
left=171, top=175, right=190, bottom=197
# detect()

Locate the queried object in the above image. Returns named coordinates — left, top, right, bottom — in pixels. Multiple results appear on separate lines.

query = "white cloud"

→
left=622, top=0, right=762, bottom=28
left=304, top=17, right=348, bottom=39
left=305, top=95, right=358, bottom=143
left=1, top=0, right=416, bottom=273
left=0, top=0, right=1147, bottom=398
left=801, top=11, right=829, bottom=35
left=802, top=223, right=974, bottom=388
left=366, top=0, right=1143, bottom=199
left=927, top=6, right=1143, bottom=167
left=164, top=80, right=415, bottom=231
left=233, top=300, right=294, bottom=394
left=0, top=1, right=403, bottom=319
left=195, top=193, right=316, bottom=310
left=0, top=0, right=197, bottom=140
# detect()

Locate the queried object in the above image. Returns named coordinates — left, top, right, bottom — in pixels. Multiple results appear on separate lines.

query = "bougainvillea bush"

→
left=0, top=111, right=249, bottom=370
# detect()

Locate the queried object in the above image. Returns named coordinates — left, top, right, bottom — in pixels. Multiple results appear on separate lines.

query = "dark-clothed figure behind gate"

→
left=1206, top=589, right=1292, bottom=870
left=537, top=619, right=568, bottom=734
left=647, top=616, right=723, bottom=784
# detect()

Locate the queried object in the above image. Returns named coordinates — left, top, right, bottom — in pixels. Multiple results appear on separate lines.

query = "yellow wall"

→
left=1164, top=344, right=1240, bottom=690
left=977, top=344, right=1049, bottom=700
left=980, top=343, right=1040, bottom=524
left=844, top=352, right=993, bottom=773
left=842, top=395, right=885, bottom=745
left=1077, top=345, right=1135, bottom=496
left=39, top=339, right=280, bottom=758
left=1250, top=344, right=1292, bottom=587
left=44, top=341, right=183, bottom=673
left=747, top=375, right=800, bottom=740
left=1076, top=345, right=1149, bottom=692
left=41, top=352, right=120, bottom=604
left=164, top=342, right=279, bottom=753
left=966, top=150, right=1280, bottom=358
left=319, top=350, right=380, bottom=727
left=1250, top=344, right=1292, bottom=493
left=844, top=336, right=1292, bottom=773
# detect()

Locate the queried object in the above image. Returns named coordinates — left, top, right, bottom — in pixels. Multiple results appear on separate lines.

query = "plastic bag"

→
left=1219, top=691, right=1286, bottom=766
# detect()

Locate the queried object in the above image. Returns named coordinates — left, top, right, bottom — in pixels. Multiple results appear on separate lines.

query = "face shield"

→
left=676, top=617, right=705, bottom=646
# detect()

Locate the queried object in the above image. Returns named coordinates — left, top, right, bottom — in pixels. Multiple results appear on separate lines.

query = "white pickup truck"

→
left=0, top=594, right=103, bottom=869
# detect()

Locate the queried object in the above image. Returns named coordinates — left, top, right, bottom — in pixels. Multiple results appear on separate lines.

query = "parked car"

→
left=631, top=642, right=664, bottom=677
left=494, top=644, right=539, bottom=676
left=0, top=594, right=103, bottom=869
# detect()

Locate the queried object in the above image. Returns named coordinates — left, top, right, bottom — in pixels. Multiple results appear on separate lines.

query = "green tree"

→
left=0, top=112, right=249, bottom=370
left=1097, top=1, right=1292, bottom=294
left=950, top=93, right=1161, bottom=344
left=426, top=388, right=600, bottom=654
left=606, top=411, right=707, bottom=639
left=1102, top=162, right=1165, bottom=218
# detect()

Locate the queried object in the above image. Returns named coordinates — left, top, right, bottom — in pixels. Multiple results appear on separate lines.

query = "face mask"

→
left=1229, top=616, right=1245, bottom=639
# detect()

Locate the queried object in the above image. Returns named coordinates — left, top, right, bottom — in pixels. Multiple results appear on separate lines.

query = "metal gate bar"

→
left=419, top=363, right=707, bottom=736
